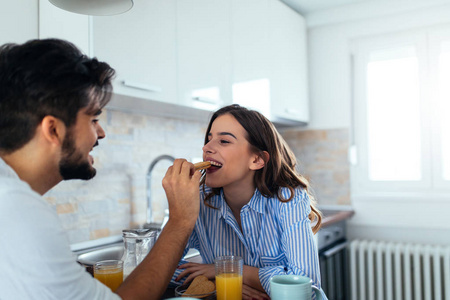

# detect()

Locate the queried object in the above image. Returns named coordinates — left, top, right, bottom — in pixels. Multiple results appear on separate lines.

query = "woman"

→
left=172, top=104, right=326, bottom=300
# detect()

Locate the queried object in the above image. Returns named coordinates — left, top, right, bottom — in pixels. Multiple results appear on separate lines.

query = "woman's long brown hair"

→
left=200, top=104, right=322, bottom=233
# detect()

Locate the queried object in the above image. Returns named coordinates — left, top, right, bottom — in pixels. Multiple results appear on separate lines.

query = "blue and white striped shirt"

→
left=172, top=186, right=326, bottom=298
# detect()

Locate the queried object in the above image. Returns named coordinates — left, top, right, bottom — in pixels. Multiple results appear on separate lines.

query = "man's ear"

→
left=250, top=151, right=270, bottom=171
left=40, top=116, right=66, bottom=146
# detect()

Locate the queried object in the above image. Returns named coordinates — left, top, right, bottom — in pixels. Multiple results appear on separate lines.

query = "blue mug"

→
left=270, top=275, right=323, bottom=300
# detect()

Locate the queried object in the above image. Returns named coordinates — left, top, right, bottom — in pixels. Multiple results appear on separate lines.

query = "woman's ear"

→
left=250, top=151, right=270, bottom=171
left=40, top=116, right=66, bottom=147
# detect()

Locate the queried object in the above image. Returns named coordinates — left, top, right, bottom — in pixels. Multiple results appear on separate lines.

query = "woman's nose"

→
left=202, top=141, right=214, bottom=153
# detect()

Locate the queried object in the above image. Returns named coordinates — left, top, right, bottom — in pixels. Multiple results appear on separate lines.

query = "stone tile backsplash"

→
left=44, top=109, right=206, bottom=244
left=281, top=128, right=351, bottom=206
left=44, top=108, right=350, bottom=245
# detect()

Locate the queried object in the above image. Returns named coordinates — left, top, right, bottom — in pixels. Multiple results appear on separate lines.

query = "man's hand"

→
left=116, top=159, right=201, bottom=300
left=162, top=159, right=201, bottom=228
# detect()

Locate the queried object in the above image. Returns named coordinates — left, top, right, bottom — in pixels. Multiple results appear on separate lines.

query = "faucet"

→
left=144, top=155, right=175, bottom=230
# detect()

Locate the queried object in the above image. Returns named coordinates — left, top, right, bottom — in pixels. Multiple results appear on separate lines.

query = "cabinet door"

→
left=0, top=0, right=38, bottom=45
left=93, top=0, right=177, bottom=104
left=268, top=0, right=309, bottom=123
left=176, top=0, right=232, bottom=110
left=230, top=0, right=271, bottom=116
left=39, top=0, right=90, bottom=56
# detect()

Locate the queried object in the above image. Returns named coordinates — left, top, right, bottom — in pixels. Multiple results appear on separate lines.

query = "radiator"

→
left=349, top=240, right=450, bottom=300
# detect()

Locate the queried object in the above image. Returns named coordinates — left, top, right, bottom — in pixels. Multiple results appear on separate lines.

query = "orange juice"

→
left=216, top=273, right=243, bottom=300
left=94, top=268, right=123, bottom=292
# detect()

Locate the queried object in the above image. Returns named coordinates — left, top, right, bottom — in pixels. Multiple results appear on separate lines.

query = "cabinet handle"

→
left=192, top=96, right=217, bottom=104
left=322, top=241, right=348, bottom=258
left=285, top=108, right=300, bottom=115
left=122, top=80, right=162, bottom=93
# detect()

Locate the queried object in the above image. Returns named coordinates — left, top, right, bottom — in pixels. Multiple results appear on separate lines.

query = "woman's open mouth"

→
left=206, top=160, right=222, bottom=173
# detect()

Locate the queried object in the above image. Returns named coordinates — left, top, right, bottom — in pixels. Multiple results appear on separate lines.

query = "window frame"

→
left=428, top=27, right=450, bottom=190
left=350, top=27, right=450, bottom=198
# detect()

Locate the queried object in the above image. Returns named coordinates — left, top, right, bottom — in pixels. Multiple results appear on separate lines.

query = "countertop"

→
left=320, top=208, right=355, bottom=227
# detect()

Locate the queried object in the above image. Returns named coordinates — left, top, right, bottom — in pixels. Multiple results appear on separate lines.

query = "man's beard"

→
left=59, top=133, right=96, bottom=180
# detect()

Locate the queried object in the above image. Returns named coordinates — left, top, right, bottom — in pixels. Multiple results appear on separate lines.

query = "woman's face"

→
left=202, top=114, right=260, bottom=191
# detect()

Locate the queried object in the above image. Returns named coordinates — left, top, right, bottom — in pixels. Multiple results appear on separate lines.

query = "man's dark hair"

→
left=0, top=38, right=115, bottom=153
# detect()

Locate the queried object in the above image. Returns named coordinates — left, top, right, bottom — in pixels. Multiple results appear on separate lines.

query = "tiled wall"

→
left=281, top=128, right=351, bottom=206
left=44, top=109, right=350, bottom=245
left=44, top=109, right=206, bottom=244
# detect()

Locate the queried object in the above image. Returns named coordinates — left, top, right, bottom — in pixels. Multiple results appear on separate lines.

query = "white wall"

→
left=306, top=0, right=450, bottom=245
left=306, top=0, right=450, bottom=130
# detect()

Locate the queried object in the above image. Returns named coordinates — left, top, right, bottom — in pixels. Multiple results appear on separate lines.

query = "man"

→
left=0, top=39, right=201, bottom=299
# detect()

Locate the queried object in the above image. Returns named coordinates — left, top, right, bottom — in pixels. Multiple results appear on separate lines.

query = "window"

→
left=438, top=42, right=450, bottom=180
left=351, top=27, right=450, bottom=196
left=366, top=47, right=421, bottom=181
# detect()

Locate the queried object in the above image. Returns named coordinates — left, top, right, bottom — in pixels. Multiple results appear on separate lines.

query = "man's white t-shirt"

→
left=0, top=158, right=121, bottom=300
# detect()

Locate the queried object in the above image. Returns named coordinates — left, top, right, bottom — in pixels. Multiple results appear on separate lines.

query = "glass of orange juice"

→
left=94, top=260, right=123, bottom=292
left=215, top=256, right=243, bottom=300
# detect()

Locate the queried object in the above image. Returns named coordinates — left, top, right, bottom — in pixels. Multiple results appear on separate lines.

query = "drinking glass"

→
left=215, top=256, right=243, bottom=300
left=94, top=259, right=123, bottom=292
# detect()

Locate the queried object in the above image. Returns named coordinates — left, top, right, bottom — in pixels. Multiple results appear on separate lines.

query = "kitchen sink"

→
left=76, top=243, right=124, bottom=275
left=77, top=244, right=124, bottom=264
left=76, top=243, right=200, bottom=275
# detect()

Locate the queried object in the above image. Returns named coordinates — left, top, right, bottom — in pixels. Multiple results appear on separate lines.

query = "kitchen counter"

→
left=320, top=208, right=354, bottom=228
left=76, top=208, right=354, bottom=298
left=312, top=207, right=354, bottom=253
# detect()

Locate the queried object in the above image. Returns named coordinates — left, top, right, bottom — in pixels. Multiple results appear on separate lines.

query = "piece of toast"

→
left=183, top=275, right=215, bottom=297
left=193, top=161, right=211, bottom=171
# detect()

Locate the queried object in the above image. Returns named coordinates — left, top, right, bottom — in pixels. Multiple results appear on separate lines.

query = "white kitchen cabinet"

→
left=0, top=0, right=88, bottom=56
left=231, top=0, right=309, bottom=124
left=39, top=0, right=91, bottom=56
left=0, top=0, right=38, bottom=45
left=87, top=0, right=307, bottom=125
left=93, top=0, right=177, bottom=104
left=176, top=0, right=232, bottom=110
left=230, top=0, right=271, bottom=116
left=268, top=0, right=309, bottom=124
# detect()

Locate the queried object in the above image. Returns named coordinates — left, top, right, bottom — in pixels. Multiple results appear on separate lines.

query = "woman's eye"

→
left=220, top=139, right=230, bottom=144
left=92, top=119, right=99, bottom=124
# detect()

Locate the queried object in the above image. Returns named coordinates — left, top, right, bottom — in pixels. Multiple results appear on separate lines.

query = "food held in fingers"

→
left=194, top=161, right=212, bottom=171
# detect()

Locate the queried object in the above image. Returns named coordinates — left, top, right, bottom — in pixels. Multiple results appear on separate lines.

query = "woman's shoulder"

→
left=276, top=186, right=310, bottom=204
left=263, top=186, right=310, bottom=213
left=265, top=187, right=312, bottom=223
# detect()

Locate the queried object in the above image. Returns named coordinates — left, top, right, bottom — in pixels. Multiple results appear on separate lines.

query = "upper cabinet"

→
left=0, top=0, right=38, bottom=45
left=230, top=0, right=270, bottom=116
left=0, top=0, right=90, bottom=65
left=231, top=0, right=309, bottom=124
left=91, top=0, right=309, bottom=125
left=93, top=0, right=178, bottom=104
left=176, top=0, right=232, bottom=111
left=39, top=0, right=91, bottom=56
left=267, top=0, right=309, bottom=124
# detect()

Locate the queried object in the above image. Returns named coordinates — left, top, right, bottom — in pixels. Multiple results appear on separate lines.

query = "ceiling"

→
left=281, top=0, right=370, bottom=15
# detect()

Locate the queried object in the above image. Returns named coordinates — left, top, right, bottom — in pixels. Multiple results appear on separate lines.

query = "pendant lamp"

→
left=49, top=0, right=133, bottom=16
